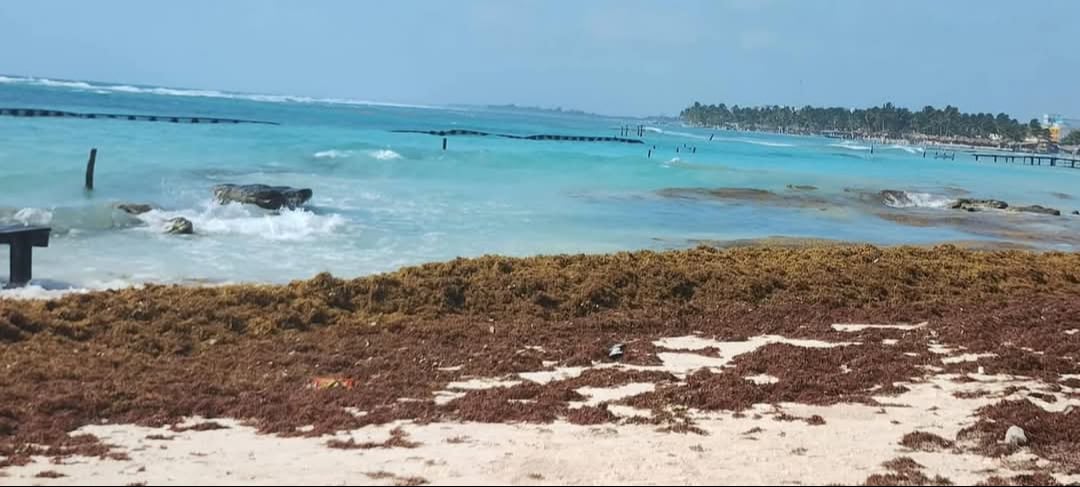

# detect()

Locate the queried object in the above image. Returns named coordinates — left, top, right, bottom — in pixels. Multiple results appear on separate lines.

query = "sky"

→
left=1, top=0, right=1077, bottom=118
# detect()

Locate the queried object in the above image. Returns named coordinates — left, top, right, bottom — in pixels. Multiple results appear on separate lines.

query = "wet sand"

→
left=2, top=246, right=1079, bottom=485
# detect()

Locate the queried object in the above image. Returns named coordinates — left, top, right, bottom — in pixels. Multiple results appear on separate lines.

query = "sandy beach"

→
left=2, top=245, right=1079, bottom=485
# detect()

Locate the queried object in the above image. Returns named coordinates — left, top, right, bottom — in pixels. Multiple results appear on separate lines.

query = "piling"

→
left=85, top=148, right=97, bottom=191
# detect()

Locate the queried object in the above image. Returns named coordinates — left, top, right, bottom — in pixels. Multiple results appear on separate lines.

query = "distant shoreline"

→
left=686, top=125, right=1080, bottom=157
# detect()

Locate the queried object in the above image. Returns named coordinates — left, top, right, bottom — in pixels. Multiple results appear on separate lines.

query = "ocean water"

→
left=2, top=75, right=1079, bottom=291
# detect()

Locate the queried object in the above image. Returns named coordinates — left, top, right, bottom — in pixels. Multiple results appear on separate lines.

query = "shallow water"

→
left=2, top=75, right=1079, bottom=291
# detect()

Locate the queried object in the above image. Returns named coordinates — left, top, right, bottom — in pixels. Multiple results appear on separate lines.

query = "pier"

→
left=972, top=153, right=1080, bottom=169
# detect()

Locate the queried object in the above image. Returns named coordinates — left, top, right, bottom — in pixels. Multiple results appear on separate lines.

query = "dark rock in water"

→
left=1072, top=210, right=1079, bottom=215
left=212, top=184, right=313, bottom=210
left=880, top=190, right=913, bottom=207
left=951, top=198, right=1008, bottom=211
left=1013, top=205, right=1061, bottom=216
left=114, top=203, right=157, bottom=215
left=786, top=184, right=818, bottom=191
left=1050, top=191, right=1073, bottom=200
left=164, top=217, right=193, bottom=235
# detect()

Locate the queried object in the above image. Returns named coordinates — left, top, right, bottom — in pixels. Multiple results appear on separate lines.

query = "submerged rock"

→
left=212, top=184, right=313, bottom=210
left=786, top=184, right=818, bottom=191
left=114, top=203, right=157, bottom=215
left=658, top=187, right=778, bottom=201
left=164, top=217, right=193, bottom=235
left=880, top=190, right=913, bottom=207
left=1012, top=205, right=1061, bottom=216
left=951, top=198, right=1008, bottom=212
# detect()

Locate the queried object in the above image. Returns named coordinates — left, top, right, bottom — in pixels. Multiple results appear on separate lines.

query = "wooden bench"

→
left=0, top=225, right=51, bottom=288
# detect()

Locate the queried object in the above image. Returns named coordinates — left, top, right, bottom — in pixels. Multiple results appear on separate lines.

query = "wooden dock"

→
left=1, top=225, right=51, bottom=288
left=971, top=153, right=1080, bottom=169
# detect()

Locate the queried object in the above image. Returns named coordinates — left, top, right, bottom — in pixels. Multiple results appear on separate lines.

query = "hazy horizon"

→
left=2, top=0, right=1078, bottom=119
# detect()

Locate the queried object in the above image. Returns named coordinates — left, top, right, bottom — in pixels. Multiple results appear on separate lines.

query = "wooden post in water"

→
left=442, top=137, right=447, bottom=151
left=85, top=148, right=97, bottom=190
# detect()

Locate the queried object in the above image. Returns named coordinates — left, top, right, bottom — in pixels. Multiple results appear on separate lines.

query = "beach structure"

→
left=1, top=225, right=50, bottom=288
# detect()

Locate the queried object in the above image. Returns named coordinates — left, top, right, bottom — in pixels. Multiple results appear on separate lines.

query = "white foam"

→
left=0, top=76, right=442, bottom=109
left=135, top=203, right=345, bottom=241
left=648, top=127, right=711, bottom=140
left=368, top=149, right=402, bottom=161
left=733, top=138, right=794, bottom=147
left=829, top=142, right=872, bottom=151
left=887, top=144, right=923, bottom=154
left=313, top=149, right=353, bottom=159
left=11, top=207, right=52, bottom=226
left=0, top=284, right=89, bottom=300
left=882, top=191, right=955, bottom=209
left=36, top=78, right=94, bottom=89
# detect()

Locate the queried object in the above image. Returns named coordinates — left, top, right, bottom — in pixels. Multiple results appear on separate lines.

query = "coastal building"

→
left=1042, top=114, right=1065, bottom=143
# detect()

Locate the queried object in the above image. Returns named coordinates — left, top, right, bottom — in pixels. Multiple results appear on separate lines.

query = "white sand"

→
left=444, top=378, right=521, bottom=390
left=940, top=353, right=997, bottom=364
left=5, top=332, right=1079, bottom=486
left=831, top=322, right=928, bottom=332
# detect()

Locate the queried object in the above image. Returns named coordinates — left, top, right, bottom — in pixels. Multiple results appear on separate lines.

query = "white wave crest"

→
left=368, top=149, right=402, bottom=160
left=665, top=130, right=711, bottom=140
left=887, top=144, right=923, bottom=154
left=36, top=78, right=94, bottom=89
left=0, top=284, right=90, bottom=300
left=11, top=207, right=53, bottom=226
left=830, top=142, right=872, bottom=151
left=735, top=138, right=794, bottom=148
left=313, top=149, right=354, bottom=159
left=882, top=191, right=954, bottom=209
left=0, top=75, right=443, bottom=109
left=136, top=203, right=345, bottom=241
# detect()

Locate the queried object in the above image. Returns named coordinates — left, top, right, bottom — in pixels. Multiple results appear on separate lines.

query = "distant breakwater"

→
left=0, top=107, right=279, bottom=125
left=392, top=129, right=644, bottom=144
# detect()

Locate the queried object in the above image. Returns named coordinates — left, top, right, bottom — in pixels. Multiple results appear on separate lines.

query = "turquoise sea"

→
left=2, top=75, right=1079, bottom=292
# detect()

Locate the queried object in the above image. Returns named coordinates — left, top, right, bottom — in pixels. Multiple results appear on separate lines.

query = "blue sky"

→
left=1, top=0, right=1076, bottom=118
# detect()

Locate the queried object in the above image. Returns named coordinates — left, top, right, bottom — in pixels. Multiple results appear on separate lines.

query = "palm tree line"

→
left=680, top=102, right=1050, bottom=143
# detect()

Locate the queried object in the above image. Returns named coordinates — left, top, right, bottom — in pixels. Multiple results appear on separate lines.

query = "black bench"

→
left=0, top=225, right=51, bottom=288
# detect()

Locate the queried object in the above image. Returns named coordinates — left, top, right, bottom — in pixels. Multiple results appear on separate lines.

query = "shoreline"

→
left=2, top=245, right=1080, bottom=484
left=691, top=125, right=1079, bottom=157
